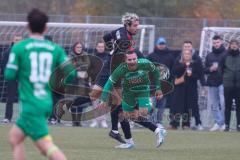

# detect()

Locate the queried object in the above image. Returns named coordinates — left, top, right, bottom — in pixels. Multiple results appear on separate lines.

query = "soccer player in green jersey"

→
left=4, top=9, right=69, bottom=160
left=99, top=51, right=167, bottom=148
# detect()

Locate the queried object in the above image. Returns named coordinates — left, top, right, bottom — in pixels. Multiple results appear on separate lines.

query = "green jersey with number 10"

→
left=4, top=37, right=69, bottom=114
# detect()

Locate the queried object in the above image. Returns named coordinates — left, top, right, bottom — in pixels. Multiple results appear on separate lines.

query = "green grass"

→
left=0, top=125, right=240, bottom=160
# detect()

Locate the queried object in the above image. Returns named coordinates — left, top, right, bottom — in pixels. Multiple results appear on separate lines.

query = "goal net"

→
left=0, top=21, right=155, bottom=120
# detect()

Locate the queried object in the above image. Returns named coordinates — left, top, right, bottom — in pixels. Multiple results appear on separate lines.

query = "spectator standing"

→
left=222, top=39, right=240, bottom=132
left=204, top=35, right=226, bottom=131
left=68, top=42, right=93, bottom=126
left=90, top=41, right=109, bottom=128
left=182, top=41, right=204, bottom=130
left=147, top=37, right=174, bottom=127
left=170, top=49, right=202, bottom=129
left=1, top=35, right=22, bottom=123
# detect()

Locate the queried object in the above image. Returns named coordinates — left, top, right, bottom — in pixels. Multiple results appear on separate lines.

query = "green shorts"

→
left=122, top=91, right=152, bottom=112
left=16, top=102, right=51, bottom=141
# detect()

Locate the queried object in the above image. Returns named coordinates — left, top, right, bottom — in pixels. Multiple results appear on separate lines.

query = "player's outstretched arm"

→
left=147, top=60, right=163, bottom=99
left=153, top=68, right=163, bottom=100
left=146, top=60, right=161, bottom=91
left=101, top=62, right=125, bottom=102
left=100, top=78, right=114, bottom=102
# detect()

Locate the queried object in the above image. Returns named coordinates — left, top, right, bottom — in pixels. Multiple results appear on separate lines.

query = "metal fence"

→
left=1, top=14, right=240, bottom=50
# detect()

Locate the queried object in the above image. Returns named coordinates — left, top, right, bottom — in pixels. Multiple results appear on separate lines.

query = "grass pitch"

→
left=0, top=125, right=240, bottom=160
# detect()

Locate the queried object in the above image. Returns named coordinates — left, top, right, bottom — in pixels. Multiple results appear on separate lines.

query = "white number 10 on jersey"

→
left=29, top=52, right=53, bottom=97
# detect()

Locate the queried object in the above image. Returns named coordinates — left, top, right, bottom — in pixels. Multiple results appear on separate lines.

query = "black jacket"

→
left=95, top=51, right=110, bottom=64
left=0, top=44, right=18, bottom=102
left=171, top=57, right=201, bottom=113
left=147, top=48, right=174, bottom=81
left=204, top=45, right=227, bottom=87
left=94, top=51, right=111, bottom=77
left=192, top=51, right=206, bottom=85
left=103, top=27, right=134, bottom=54
left=1, top=44, right=12, bottom=74
left=147, top=48, right=174, bottom=67
left=223, top=49, right=240, bottom=88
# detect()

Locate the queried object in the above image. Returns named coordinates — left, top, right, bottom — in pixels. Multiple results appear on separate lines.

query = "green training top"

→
left=101, top=58, right=161, bottom=102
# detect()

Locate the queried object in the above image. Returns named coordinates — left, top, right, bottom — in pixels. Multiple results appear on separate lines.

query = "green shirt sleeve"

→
left=100, top=78, right=114, bottom=102
left=4, top=45, right=20, bottom=80
left=144, top=59, right=161, bottom=91
left=100, top=63, right=126, bottom=102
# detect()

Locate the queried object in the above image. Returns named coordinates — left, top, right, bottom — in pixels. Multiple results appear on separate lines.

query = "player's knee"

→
left=111, top=89, right=122, bottom=105
left=118, top=111, right=124, bottom=122
left=9, top=133, right=16, bottom=147
left=130, top=110, right=139, bottom=120
left=39, top=144, right=58, bottom=158
left=89, top=89, right=102, bottom=101
left=37, top=143, right=48, bottom=156
left=9, top=129, right=20, bottom=147
left=139, top=109, right=148, bottom=117
left=122, top=111, right=130, bottom=120
left=35, top=135, right=53, bottom=156
left=46, top=145, right=62, bottom=159
left=111, top=95, right=121, bottom=105
left=38, top=146, right=47, bottom=156
left=111, top=98, right=120, bottom=105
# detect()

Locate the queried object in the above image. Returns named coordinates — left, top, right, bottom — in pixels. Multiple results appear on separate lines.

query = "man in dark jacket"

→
left=204, top=35, right=226, bottom=131
left=147, top=37, right=174, bottom=127
left=222, top=39, right=240, bottom=131
left=1, top=35, right=22, bottom=123
left=90, top=41, right=109, bottom=128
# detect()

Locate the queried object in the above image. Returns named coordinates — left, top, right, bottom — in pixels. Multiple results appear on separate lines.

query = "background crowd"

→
left=1, top=34, right=239, bottom=132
